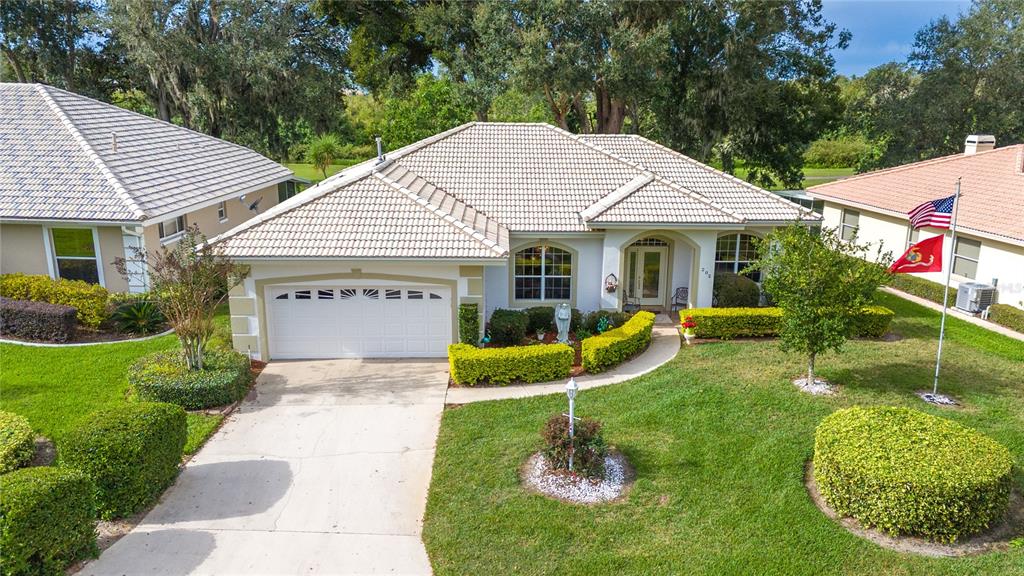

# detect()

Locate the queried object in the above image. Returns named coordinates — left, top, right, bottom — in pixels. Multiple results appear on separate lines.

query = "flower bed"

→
left=581, top=311, right=656, bottom=372
left=686, top=306, right=894, bottom=340
left=448, top=342, right=573, bottom=386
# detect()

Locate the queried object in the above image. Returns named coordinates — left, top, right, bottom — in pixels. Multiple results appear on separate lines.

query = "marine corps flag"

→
left=889, top=234, right=943, bottom=274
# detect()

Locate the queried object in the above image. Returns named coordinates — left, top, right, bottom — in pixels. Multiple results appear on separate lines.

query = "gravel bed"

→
left=793, top=377, right=836, bottom=395
left=523, top=451, right=628, bottom=504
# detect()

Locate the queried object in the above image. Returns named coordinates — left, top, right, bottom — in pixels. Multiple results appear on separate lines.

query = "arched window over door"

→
left=714, top=233, right=761, bottom=282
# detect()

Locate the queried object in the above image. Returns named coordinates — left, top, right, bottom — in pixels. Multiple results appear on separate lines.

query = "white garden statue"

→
left=555, top=302, right=571, bottom=344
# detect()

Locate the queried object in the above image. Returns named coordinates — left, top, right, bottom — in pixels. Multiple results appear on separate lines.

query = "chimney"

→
left=964, top=134, right=995, bottom=155
left=375, top=135, right=385, bottom=164
left=111, top=132, right=118, bottom=153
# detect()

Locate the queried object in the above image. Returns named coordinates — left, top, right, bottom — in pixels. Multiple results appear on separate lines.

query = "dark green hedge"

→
left=581, top=310, right=633, bottom=334
left=581, top=311, right=655, bottom=372
left=887, top=274, right=956, bottom=305
left=686, top=306, right=894, bottom=339
left=814, top=406, right=1013, bottom=542
left=488, top=309, right=529, bottom=345
left=988, top=304, right=1024, bottom=334
left=525, top=306, right=555, bottom=334
left=448, top=343, right=573, bottom=386
left=128, top=349, right=252, bottom=410
left=0, top=467, right=97, bottom=576
left=59, top=402, right=187, bottom=519
left=713, top=272, right=761, bottom=307
left=0, top=411, right=35, bottom=475
left=458, top=303, right=480, bottom=344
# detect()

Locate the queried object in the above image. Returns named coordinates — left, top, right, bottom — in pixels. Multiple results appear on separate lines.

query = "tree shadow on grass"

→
left=825, top=360, right=1020, bottom=402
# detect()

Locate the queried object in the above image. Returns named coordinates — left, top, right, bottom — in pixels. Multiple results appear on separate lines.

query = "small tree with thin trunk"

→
left=306, top=133, right=342, bottom=179
left=116, top=226, right=246, bottom=370
left=747, top=223, right=892, bottom=386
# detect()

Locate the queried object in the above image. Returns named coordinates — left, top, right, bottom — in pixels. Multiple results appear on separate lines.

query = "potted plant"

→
left=682, top=316, right=697, bottom=345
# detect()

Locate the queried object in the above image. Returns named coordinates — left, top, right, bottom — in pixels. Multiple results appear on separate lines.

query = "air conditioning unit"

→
left=955, top=282, right=997, bottom=313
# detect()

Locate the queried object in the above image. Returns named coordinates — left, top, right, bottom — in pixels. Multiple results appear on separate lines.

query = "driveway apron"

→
left=81, top=358, right=448, bottom=576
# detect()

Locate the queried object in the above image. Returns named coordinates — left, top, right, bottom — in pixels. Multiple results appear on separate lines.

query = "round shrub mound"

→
left=814, top=406, right=1013, bottom=542
left=128, top=348, right=252, bottom=409
left=712, top=272, right=761, bottom=307
left=59, top=402, right=187, bottom=519
left=0, top=466, right=97, bottom=575
left=0, top=411, right=35, bottom=474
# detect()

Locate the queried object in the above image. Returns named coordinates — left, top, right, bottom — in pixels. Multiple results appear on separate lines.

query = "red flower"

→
left=682, top=316, right=697, bottom=329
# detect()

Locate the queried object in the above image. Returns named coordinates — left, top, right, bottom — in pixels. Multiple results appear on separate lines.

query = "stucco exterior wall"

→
left=821, top=201, right=1024, bottom=309
left=96, top=226, right=129, bottom=292
left=0, top=223, right=49, bottom=276
left=142, top=183, right=281, bottom=250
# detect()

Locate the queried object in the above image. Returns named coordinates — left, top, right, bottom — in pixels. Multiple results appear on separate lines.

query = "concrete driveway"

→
left=82, top=358, right=449, bottom=576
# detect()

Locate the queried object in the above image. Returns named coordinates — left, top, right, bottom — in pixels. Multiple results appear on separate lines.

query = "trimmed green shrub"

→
left=688, top=307, right=782, bottom=339
left=0, top=298, right=77, bottom=343
left=488, top=309, right=529, bottom=346
left=541, top=414, right=606, bottom=479
left=713, top=272, right=761, bottom=307
left=0, top=411, right=35, bottom=474
left=886, top=274, right=956, bottom=306
left=582, top=310, right=633, bottom=334
left=569, top=308, right=583, bottom=333
left=59, top=402, right=187, bottom=519
left=989, top=304, right=1024, bottom=334
left=458, top=303, right=480, bottom=344
left=814, top=406, right=1013, bottom=542
left=0, top=273, right=108, bottom=328
left=0, top=467, right=97, bottom=576
left=525, top=306, right=555, bottom=334
left=581, top=311, right=655, bottom=372
left=448, top=343, right=573, bottom=386
left=128, top=349, right=252, bottom=410
left=848, top=305, right=895, bottom=338
left=687, top=306, right=893, bottom=339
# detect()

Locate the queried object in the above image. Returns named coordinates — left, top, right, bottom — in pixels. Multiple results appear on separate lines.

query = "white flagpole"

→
left=932, top=178, right=962, bottom=395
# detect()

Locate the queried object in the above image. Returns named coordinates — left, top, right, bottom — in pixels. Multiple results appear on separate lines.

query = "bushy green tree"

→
left=376, top=75, right=473, bottom=150
left=306, top=134, right=343, bottom=179
left=748, top=224, right=892, bottom=386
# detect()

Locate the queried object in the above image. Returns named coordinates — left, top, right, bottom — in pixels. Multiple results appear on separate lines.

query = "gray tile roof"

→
left=0, top=83, right=292, bottom=222
left=216, top=122, right=817, bottom=259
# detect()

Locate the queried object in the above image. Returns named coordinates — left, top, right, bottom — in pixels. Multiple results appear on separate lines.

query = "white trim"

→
left=579, top=173, right=655, bottom=221
left=92, top=227, right=105, bottom=287
left=217, top=201, right=228, bottom=223
left=43, top=224, right=105, bottom=287
left=230, top=256, right=506, bottom=264
left=41, top=226, right=55, bottom=278
left=0, top=328, right=174, bottom=348
left=2, top=217, right=141, bottom=226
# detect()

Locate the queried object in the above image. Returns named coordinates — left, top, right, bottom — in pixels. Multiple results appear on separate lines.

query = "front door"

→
left=626, top=246, right=668, bottom=307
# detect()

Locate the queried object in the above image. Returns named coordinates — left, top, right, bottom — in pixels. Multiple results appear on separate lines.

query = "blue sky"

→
left=823, top=0, right=972, bottom=77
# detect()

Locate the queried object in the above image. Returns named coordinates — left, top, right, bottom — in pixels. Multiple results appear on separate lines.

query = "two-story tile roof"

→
left=0, top=83, right=294, bottom=223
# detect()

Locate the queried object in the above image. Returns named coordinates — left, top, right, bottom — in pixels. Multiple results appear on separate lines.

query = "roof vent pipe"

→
left=375, top=135, right=385, bottom=164
left=111, top=132, right=118, bottom=153
left=964, top=134, right=995, bottom=155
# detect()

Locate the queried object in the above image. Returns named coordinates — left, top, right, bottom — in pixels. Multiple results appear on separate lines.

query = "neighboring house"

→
left=0, top=83, right=304, bottom=293
left=808, top=135, right=1024, bottom=310
left=214, top=122, right=816, bottom=360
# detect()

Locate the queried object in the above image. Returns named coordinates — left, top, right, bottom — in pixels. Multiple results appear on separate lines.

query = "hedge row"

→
left=581, top=311, right=656, bottom=372
left=128, top=349, right=252, bottom=410
left=0, top=274, right=108, bottom=328
left=448, top=343, right=573, bottom=386
left=458, top=303, right=480, bottom=344
left=685, top=306, right=894, bottom=339
left=0, top=467, right=97, bottom=576
left=0, top=297, right=77, bottom=342
left=814, top=406, right=1013, bottom=542
left=0, top=411, right=35, bottom=475
left=988, top=304, right=1024, bottom=334
left=886, top=274, right=956, bottom=306
left=60, top=402, right=187, bottom=519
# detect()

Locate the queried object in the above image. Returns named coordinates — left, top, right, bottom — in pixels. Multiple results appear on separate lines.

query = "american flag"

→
left=908, top=194, right=955, bottom=229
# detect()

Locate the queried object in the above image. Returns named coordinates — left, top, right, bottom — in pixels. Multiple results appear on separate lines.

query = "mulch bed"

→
left=1, top=326, right=170, bottom=345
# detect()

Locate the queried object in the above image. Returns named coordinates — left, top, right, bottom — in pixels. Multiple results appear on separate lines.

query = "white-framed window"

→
left=907, top=227, right=920, bottom=249
left=952, top=237, right=981, bottom=279
left=217, top=201, right=228, bottom=222
left=840, top=209, right=860, bottom=241
left=278, top=181, right=299, bottom=203
left=50, top=227, right=101, bottom=285
left=714, top=233, right=761, bottom=282
left=513, top=245, right=572, bottom=301
left=158, top=215, right=186, bottom=240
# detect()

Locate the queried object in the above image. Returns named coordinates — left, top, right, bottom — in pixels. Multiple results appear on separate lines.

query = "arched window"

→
left=715, top=233, right=761, bottom=282
left=514, top=245, right=572, bottom=301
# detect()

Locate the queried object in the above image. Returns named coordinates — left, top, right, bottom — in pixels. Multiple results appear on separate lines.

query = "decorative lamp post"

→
left=565, top=377, right=579, bottom=471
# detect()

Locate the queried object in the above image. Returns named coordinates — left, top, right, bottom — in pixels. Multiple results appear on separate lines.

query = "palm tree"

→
left=307, top=134, right=343, bottom=179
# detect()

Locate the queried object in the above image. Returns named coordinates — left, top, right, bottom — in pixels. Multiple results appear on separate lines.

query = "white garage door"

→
left=267, top=285, right=452, bottom=359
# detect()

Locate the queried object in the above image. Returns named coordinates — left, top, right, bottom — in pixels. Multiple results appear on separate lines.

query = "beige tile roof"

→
left=808, top=145, right=1024, bottom=244
left=217, top=122, right=815, bottom=259
left=0, top=83, right=292, bottom=222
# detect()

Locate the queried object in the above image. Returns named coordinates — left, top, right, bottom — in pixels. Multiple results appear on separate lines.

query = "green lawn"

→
left=286, top=160, right=365, bottom=184
left=0, top=307, right=232, bottom=456
left=423, top=292, right=1024, bottom=575
left=729, top=166, right=855, bottom=190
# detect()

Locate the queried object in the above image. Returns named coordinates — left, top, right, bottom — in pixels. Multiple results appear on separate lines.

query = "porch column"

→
left=688, top=230, right=718, bottom=308
left=600, top=231, right=633, bottom=310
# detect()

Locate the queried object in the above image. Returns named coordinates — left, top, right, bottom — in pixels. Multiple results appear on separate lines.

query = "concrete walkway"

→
left=881, top=286, right=1024, bottom=342
left=81, top=359, right=448, bottom=576
left=445, top=321, right=681, bottom=404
